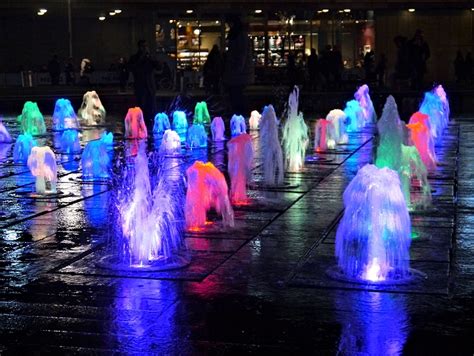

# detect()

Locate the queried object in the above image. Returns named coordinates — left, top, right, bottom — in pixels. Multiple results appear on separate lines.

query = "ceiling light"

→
left=344, top=9, right=351, bottom=13
left=109, top=11, right=116, bottom=16
left=99, top=16, right=106, bottom=21
left=193, top=28, right=201, bottom=35
left=408, top=8, right=415, bottom=12
left=255, top=9, right=263, bottom=14
left=215, top=20, right=220, bottom=24
left=114, top=9, right=122, bottom=14
left=322, top=9, right=329, bottom=13
left=186, top=9, right=194, bottom=14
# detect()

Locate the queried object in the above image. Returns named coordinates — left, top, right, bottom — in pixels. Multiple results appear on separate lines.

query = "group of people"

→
left=454, top=50, right=473, bottom=84
left=306, top=45, right=344, bottom=90
left=393, top=29, right=431, bottom=89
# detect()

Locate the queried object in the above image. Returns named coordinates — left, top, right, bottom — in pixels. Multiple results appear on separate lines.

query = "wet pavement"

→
left=0, top=113, right=473, bottom=355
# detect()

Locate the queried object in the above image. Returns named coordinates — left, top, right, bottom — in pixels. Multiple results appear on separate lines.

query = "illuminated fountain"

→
left=81, top=140, right=110, bottom=180
left=18, top=101, right=46, bottom=136
left=100, top=131, right=114, bottom=150
left=433, top=84, right=450, bottom=127
left=375, top=96, right=404, bottom=171
left=52, top=98, right=80, bottom=131
left=78, top=91, right=106, bottom=126
left=185, top=161, right=234, bottom=230
left=187, top=124, right=208, bottom=148
left=231, top=114, right=247, bottom=136
left=153, top=112, right=171, bottom=135
left=13, top=133, right=37, bottom=163
left=419, top=91, right=445, bottom=142
left=227, top=133, right=254, bottom=204
left=329, top=164, right=416, bottom=284
left=282, top=86, right=309, bottom=172
left=99, top=143, right=188, bottom=270
left=211, top=116, right=225, bottom=141
left=354, top=84, right=377, bottom=124
left=172, top=110, right=188, bottom=142
left=260, top=105, right=284, bottom=186
left=344, top=100, right=364, bottom=132
left=193, top=101, right=211, bottom=125
left=249, top=110, right=261, bottom=130
left=400, top=144, right=432, bottom=210
left=60, top=129, right=81, bottom=154
left=159, top=129, right=182, bottom=155
left=314, top=118, right=336, bottom=152
left=27, top=146, right=57, bottom=195
left=326, top=109, right=348, bottom=144
left=125, top=107, right=148, bottom=139
left=407, top=114, right=437, bottom=171
left=0, top=120, right=12, bottom=143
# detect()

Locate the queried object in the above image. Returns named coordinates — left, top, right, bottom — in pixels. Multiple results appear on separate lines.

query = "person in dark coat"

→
left=223, top=15, right=254, bottom=116
left=48, top=55, right=60, bottom=85
left=64, top=57, right=75, bottom=85
left=408, top=29, right=430, bottom=89
left=203, top=45, right=223, bottom=94
left=118, top=57, right=129, bottom=92
left=307, top=48, right=319, bottom=91
left=128, top=40, right=160, bottom=131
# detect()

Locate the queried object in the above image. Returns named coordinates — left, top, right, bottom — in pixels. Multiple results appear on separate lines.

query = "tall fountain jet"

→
left=433, top=84, right=450, bottom=127
left=326, top=109, right=348, bottom=144
left=18, top=101, right=46, bottom=136
left=354, top=84, right=377, bottom=124
left=81, top=140, right=110, bottom=180
left=153, top=112, right=171, bottom=135
left=27, top=146, right=57, bottom=195
left=125, top=107, right=148, bottom=139
left=282, top=86, right=309, bottom=172
left=231, top=115, right=247, bottom=136
left=52, top=98, right=80, bottom=131
left=211, top=117, right=225, bottom=141
left=249, top=110, right=261, bottom=130
left=13, top=133, right=37, bottom=163
left=333, top=164, right=412, bottom=283
left=185, top=161, right=234, bottom=230
left=0, top=120, right=12, bottom=143
left=227, top=133, right=254, bottom=204
left=111, top=143, right=187, bottom=269
left=172, top=111, right=188, bottom=142
left=193, top=101, right=211, bottom=125
left=260, top=105, right=284, bottom=186
left=375, top=96, right=405, bottom=171
left=78, top=91, right=106, bottom=126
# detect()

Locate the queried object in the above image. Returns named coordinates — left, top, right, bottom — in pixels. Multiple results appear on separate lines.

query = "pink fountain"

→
left=125, top=107, right=148, bottom=139
left=27, top=146, right=57, bottom=195
left=211, top=117, right=225, bottom=141
left=185, top=161, right=234, bottom=230
left=408, top=112, right=437, bottom=171
left=314, top=118, right=336, bottom=152
left=227, top=133, right=254, bottom=204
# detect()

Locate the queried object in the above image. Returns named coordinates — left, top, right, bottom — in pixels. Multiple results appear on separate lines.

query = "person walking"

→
left=128, top=40, right=160, bottom=131
left=223, top=14, right=254, bottom=116
left=48, top=55, right=61, bottom=85
left=118, top=57, right=129, bottom=92
left=203, top=45, right=223, bottom=95
left=307, top=48, right=319, bottom=91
